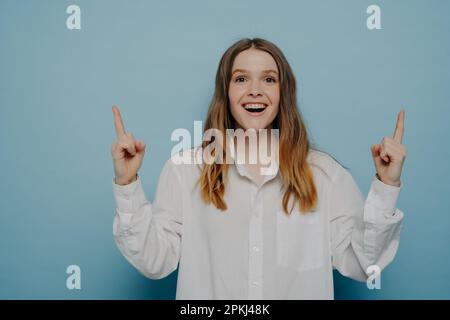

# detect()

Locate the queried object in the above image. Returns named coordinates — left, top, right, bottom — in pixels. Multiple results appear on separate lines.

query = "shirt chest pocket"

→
left=276, top=210, right=324, bottom=272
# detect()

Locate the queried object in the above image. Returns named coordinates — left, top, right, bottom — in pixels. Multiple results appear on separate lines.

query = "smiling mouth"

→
left=242, top=103, right=268, bottom=114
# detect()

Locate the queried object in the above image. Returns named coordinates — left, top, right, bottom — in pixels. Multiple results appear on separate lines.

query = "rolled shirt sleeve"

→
left=329, top=165, right=404, bottom=281
left=112, top=159, right=183, bottom=280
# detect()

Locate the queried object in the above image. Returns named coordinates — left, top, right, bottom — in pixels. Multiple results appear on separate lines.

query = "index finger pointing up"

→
left=112, top=105, right=126, bottom=137
left=393, top=109, right=405, bottom=143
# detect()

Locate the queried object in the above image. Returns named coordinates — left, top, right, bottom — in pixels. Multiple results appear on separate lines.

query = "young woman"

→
left=110, top=38, right=406, bottom=299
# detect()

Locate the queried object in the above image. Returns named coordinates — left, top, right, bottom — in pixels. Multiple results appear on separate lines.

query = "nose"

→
left=248, top=81, right=263, bottom=97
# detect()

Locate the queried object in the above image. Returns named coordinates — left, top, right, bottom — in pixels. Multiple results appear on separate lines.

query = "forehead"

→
left=232, top=48, right=278, bottom=72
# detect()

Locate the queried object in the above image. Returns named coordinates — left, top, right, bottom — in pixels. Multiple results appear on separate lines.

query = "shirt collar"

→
left=225, top=130, right=280, bottom=184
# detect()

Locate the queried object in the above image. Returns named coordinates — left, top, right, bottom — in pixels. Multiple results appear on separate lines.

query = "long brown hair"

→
left=198, top=38, right=317, bottom=215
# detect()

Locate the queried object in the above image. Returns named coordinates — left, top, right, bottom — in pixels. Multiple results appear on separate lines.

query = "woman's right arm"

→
left=111, top=106, right=183, bottom=280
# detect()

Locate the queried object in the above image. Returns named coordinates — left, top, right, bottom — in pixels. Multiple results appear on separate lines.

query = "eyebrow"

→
left=232, top=69, right=279, bottom=75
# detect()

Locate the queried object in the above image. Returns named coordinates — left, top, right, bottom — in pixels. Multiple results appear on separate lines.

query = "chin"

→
left=238, top=120, right=272, bottom=131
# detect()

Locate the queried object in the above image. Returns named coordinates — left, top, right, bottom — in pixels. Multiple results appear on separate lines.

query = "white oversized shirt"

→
left=112, top=148, right=404, bottom=299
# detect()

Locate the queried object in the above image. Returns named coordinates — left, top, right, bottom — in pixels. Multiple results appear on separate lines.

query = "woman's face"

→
left=228, top=48, right=280, bottom=130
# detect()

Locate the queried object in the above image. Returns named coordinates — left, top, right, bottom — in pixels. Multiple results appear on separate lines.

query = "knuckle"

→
left=121, top=142, right=131, bottom=149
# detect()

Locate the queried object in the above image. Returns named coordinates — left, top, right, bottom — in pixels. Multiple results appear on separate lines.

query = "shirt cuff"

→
left=365, top=176, right=403, bottom=222
left=112, top=176, right=148, bottom=213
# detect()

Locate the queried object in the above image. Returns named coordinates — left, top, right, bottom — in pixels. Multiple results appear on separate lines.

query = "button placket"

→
left=248, top=186, right=263, bottom=299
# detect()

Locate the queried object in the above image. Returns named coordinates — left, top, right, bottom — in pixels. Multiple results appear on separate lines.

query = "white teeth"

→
left=243, top=103, right=267, bottom=109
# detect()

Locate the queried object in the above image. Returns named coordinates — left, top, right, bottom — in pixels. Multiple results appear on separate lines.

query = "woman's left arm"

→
left=330, top=110, right=407, bottom=281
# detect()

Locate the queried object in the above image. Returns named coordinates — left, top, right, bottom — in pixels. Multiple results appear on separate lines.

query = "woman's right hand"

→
left=111, top=105, right=146, bottom=185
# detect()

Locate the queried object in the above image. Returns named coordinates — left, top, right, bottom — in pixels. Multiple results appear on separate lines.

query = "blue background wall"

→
left=1, top=0, right=449, bottom=299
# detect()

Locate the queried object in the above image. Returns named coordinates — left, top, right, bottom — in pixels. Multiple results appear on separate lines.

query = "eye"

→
left=265, top=77, right=277, bottom=84
left=234, top=76, right=246, bottom=83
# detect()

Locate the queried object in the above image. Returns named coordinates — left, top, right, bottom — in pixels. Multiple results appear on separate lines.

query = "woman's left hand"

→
left=370, top=109, right=407, bottom=187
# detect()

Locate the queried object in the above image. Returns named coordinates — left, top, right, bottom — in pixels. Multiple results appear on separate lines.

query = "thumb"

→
left=135, top=140, right=146, bottom=154
left=371, top=144, right=381, bottom=158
